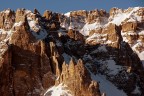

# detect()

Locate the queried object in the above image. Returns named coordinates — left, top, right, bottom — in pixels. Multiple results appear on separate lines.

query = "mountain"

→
left=0, top=7, right=144, bottom=96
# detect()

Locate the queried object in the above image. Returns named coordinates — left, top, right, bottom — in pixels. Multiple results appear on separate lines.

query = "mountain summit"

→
left=0, top=7, right=144, bottom=96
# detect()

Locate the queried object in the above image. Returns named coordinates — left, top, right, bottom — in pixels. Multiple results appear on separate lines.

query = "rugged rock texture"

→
left=43, top=10, right=52, bottom=20
left=87, top=9, right=108, bottom=24
left=86, top=23, right=121, bottom=48
left=70, top=10, right=87, bottom=17
left=0, top=9, right=15, bottom=31
left=0, top=46, right=12, bottom=96
left=0, top=7, right=144, bottom=96
left=67, top=29, right=84, bottom=41
left=0, top=8, right=101, bottom=96
left=121, top=22, right=137, bottom=32
left=0, top=9, right=55, bottom=96
left=15, top=9, right=26, bottom=23
left=56, top=59, right=101, bottom=96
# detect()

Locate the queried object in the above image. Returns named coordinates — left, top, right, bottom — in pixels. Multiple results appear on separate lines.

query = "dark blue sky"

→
left=0, top=0, right=144, bottom=14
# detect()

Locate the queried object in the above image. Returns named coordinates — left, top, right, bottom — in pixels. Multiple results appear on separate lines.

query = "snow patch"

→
left=106, top=60, right=123, bottom=75
left=0, top=29, right=13, bottom=57
left=64, top=12, right=71, bottom=17
left=92, top=74, right=127, bottom=96
left=44, top=84, right=72, bottom=96
left=31, top=30, right=48, bottom=40
left=62, top=53, right=71, bottom=64
left=132, top=86, right=141, bottom=94
left=83, top=54, right=93, bottom=61
left=25, top=10, right=32, bottom=14
left=86, top=65, right=127, bottom=96
left=27, top=17, right=40, bottom=32
left=14, top=21, right=23, bottom=27
left=80, top=23, right=103, bottom=36
left=27, top=15, right=48, bottom=39
left=56, top=40, right=62, bottom=46
left=60, top=16, right=85, bottom=31
left=86, top=33, right=107, bottom=43
left=4, top=9, right=10, bottom=14
left=110, top=7, right=141, bottom=25
left=132, top=42, right=144, bottom=66
left=96, top=59, right=125, bottom=76
left=92, top=45, right=107, bottom=53
left=138, top=30, right=144, bottom=35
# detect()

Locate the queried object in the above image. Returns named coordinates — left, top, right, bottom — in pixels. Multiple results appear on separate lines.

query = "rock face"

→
left=1, top=9, right=55, bottom=95
left=87, top=9, right=108, bottom=24
left=43, top=10, right=52, bottom=20
left=0, top=46, right=12, bottom=96
left=86, top=23, right=121, bottom=48
left=0, top=9, right=101, bottom=96
left=10, top=24, right=55, bottom=95
left=56, top=59, right=100, bottom=96
left=15, top=9, right=26, bottom=23
left=67, top=29, right=84, bottom=41
left=0, top=9, right=15, bottom=31
left=0, top=7, right=144, bottom=96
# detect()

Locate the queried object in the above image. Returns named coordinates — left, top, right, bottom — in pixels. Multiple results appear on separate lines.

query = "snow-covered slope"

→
left=121, top=30, right=144, bottom=67
left=93, top=74, right=127, bottom=96
left=27, top=11, right=48, bottom=39
left=0, top=22, right=23, bottom=56
left=86, top=64, right=127, bottom=96
left=80, top=22, right=105, bottom=36
left=132, top=42, right=144, bottom=66
left=61, top=7, right=143, bottom=36
left=44, top=84, right=72, bottom=96
left=64, top=12, right=71, bottom=17
left=109, top=7, right=142, bottom=25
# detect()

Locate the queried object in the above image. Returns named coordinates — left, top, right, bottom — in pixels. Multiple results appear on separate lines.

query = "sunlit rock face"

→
left=0, top=7, right=144, bottom=96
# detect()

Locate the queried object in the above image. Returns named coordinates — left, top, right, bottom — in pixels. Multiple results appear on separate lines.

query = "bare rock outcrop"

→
left=0, top=7, right=144, bottom=96
left=0, top=9, right=15, bottom=31
left=0, top=46, right=12, bottom=96
left=0, top=15, right=55, bottom=95
left=87, top=9, right=108, bottom=24
left=56, top=58, right=101, bottom=96
left=70, top=10, right=87, bottom=17
left=43, top=10, right=52, bottom=20
left=122, top=22, right=137, bottom=32
left=67, top=29, right=84, bottom=41
left=15, top=9, right=26, bottom=23
left=86, top=23, right=121, bottom=48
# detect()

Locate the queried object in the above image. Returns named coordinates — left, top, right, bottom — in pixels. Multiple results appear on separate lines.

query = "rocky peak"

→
left=70, top=10, right=87, bottom=17
left=109, top=7, right=123, bottom=17
left=43, top=10, right=52, bottom=20
left=55, top=58, right=101, bottom=96
left=67, top=29, right=84, bottom=41
left=0, top=9, right=15, bottom=31
left=15, top=9, right=26, bottom=23
left=0, top=7, right=144, bottom=96
left=86, top=9, right=108, bottom=24
left=34, top=8, right=40, bottom=15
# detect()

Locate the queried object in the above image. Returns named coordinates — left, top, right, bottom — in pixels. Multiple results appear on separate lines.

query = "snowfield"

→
left=44, top=84, right=72, bottom=96
left=86, top=65, right=127, bottom=96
